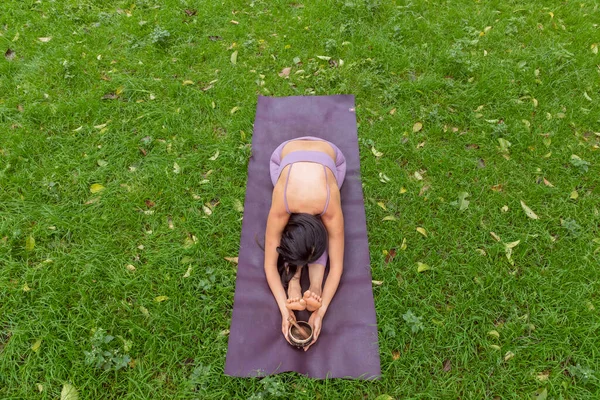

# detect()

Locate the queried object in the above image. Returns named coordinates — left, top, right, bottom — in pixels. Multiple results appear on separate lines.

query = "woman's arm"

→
left=264, top=186, right=290, bottom=315
left=320, top=189, right=344, bottom=317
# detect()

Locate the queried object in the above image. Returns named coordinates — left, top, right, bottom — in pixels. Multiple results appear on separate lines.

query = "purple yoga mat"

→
left=225, top=95, right=380, bottom=379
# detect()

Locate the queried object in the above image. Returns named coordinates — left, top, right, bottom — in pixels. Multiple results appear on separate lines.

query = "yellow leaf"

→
left=183, top=266, right=192, bottom=278
left=372, top=280, right=383, bottom=286
left=504, top=351, right=515, bottom=361
left=173, top=162, right=181, bottom=174
left=224, top=256, right=239, bottom=264
left=505, top=240, right=520, bottom=249
left=115, top=86, right=124, bottom=95
left=61, top=383, right=79, bottom=400
left=490, top=344, right=501, bottom=350
left=230, top=50, right=238, bottom=65
left=536, top=371, right=550, bottom=381
left=412, top=122, right=423, bottom=132
left=202, top=205, right=212, bottom=215
left=90, top=183, right=105, bottom=193
left=490, top=231, right=501, bottom=242
left=25, top=235, right=35, bottom=251
left=377, top=202, right=387, bottom=210
left=417, top=262, right=430, bottom=273
left=230, top=20, right=239, bottom=24
left=371, top=146, right=383, bottom=157
left=520, top=200, right=539, bottom=219
left=414, top=171, right=423, bottom=180
left=400, top=237, right=407, bottom=251
left=548, top=11, right=554, bottom=18
left=399, top=187, right=407, bottom=194
left=230, top=106, right=240, bottom=114
left=382, top=215, right=397, bottom=221
left=23, top=283, right=32, bottom=292
left=416, top=227, right=427, bottom=237
left=389, top=108, right=396, bottom=115
left=154, top=295, right=169, bottom=302
left=209, top=150, right=220, bottom=161
left=570, top=190, right=579, bottom=199
left=32, top=339, right=42, bottom=352
left=126, top=264, right=136, bottom=272
left=488, top=330, right=500, bottom=339
left=182, top=80, right=195, bottom=85
left=38, top=37, right=52, bottom=42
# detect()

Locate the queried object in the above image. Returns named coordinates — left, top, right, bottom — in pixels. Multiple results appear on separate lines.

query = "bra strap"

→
left=320, top=165, right=331, bottom=216
left=283, top=164, right=293, bottom=214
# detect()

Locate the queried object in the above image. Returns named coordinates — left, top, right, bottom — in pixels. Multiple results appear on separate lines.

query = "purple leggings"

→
left=269, top=136, right=347, bottom=267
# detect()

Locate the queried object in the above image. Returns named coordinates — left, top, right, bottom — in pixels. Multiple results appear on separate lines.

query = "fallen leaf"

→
left=37, top=384, right=43, bottom=392
left=278, top=67, right=291, bottom=78
left=399, top=187, right=407, bottom=194
left=570, top=190, right=578, bottom=199
left=532, top=388, right=548, bottom=400
left=372, top=280, right=383, bottom=286
left=417, top=262, right=430, bottom=272
left=536, top=370, right=550, bottom=381
left=501, top=205, right=509, bottom=212
left=224, top=256, right=239, bottom=264
left=374, top=395, right=393, bottom=400
left=389, top=108, right=396, bottom=115
left=476, top=249, right=487, bottom=256
left=316, top=55, right=331, bottom=61
left=90, top=183, right=105, bottom=194
left=543, top=178, right=554, bottom=187
left=220, top=329, right=230, bottom=336
left=5, top=48, right=15, bottom=61
left=38, top=37, right=52, bottom=42
left=230, top=106, right=240, bottom=114
left=234, top=199, right=244, bottom=212
left=230, top=20, right=239, bottom=25
left=126, top=264, right=136, bottom=272
left=209, top=150, right=220, bottom=161
left=183, top=266, right=192, bottom=278
left=230, top=50, right=238, bottom=65
left=182, top=80, right=195, bottom=85
left=417, top=141, right=426, bottom=148
left=208, top=35, right=223, bottom=41
left=26, top=235, right=35, bottom=251
left=491, top=184, right=504, bottom=192
left=139, top=306, right=149, bottom=317
left=97, top=159, right=108, bottom=167
left=102, top=92, right=119, bottom=100
left=418, top=185, right=430, bottom=196
left=23, top=283, right=32, bottom=292
left=154, top=295, right=169, bottom=302
left=145, top=200, right=155, bottom=208
left=490, top=232, right=501, bottom=242
left=173, top=162, right=181, bottom=174
left=392, top=350, right=400, bottom=360
left=32, top=339, right=42, bottom=352
left=416, top=227, right=427, bottom=237
left=456, top=192, right=470, bottom=211
left=478, top=159, right=486, bottom=168
left=414, top=171, right=423, bottom=180
left=377, top=202, right=387, bottom=210
left=184, top=9, right=197, bottom=16
left=412, top=122, right=423, bottom=132
left=520, top=200, right=539, bottom=219
left=400, top=238, right=407, bottom=251
left=371, top=146, right=383, bottom=157
left=61, top=383, right=78, bottom=400
left=489, top=344, right=501, bottom=350
left=202, top=205, right=212, bottom=216
left=379, top=173, right=391, bottom=183
left=504, top=351, right=515, bottom=361
left=488, top=330, right=500, bottom=339
left=497, top=138, right=511, bottom=152
left=442, top=359, right=451, bottom=372
left=384, top=248, right=397, bottom=264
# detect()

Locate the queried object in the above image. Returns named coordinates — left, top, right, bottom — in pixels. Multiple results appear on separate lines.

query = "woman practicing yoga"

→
left=265, top=136, right=346, bottom=351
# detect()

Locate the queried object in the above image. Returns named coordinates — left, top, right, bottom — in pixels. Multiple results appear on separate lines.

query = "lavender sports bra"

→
left=279, top=150, right=338, bottom=216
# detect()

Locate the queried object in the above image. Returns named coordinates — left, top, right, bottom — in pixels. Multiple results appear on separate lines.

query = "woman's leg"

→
left=304, top=249, right=327, bottom=312
left=286, top=266, right=306, bottom=311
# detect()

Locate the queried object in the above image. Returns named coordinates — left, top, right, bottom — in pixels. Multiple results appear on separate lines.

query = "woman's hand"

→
left=281, top=309, right=296, bottom=345
left=304, top=309, right=324, bottom=351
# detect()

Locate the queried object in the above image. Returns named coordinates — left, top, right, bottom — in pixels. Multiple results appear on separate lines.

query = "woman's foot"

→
left=303, top=290, right=322, bottom=312
left=286, top=273, right=306, bottom=311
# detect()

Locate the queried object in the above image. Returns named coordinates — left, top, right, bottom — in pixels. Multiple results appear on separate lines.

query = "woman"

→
left=264, top=136, right=346, bottom=351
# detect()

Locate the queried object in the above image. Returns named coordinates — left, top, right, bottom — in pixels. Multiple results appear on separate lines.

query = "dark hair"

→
left=276, top=213, right=327, bottom=289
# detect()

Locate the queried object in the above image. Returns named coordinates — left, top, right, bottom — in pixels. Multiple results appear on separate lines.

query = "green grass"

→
left=1, top=0, right=599, bottom=398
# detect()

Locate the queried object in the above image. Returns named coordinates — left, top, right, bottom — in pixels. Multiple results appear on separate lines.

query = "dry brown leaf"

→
left=224, top=256, right=239, bottom=264
left=389, top=108, right=396, bottom=115
left=392, top=350, right=400, bottom=360
left=543, top=178, right=554, bottom=187
left=491, top=184, right=504, bottom=192
left=385, top=248, right=397, bottom=264
left=490, top=231, right=501, bottom=242
left=278, top=67, right=291, bottom=78
left=442, top=359, right=451, bottom=372
left=4, top=48, right=15, bottom=61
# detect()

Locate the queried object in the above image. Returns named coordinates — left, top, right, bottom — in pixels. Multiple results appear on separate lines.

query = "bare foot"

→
left=286, top=273, right=306, bottom=311
left=303, top=290, right=322, bottom=312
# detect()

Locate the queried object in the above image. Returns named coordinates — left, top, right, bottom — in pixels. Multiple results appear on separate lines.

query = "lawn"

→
left=1, top=0, right=599, bottom=398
